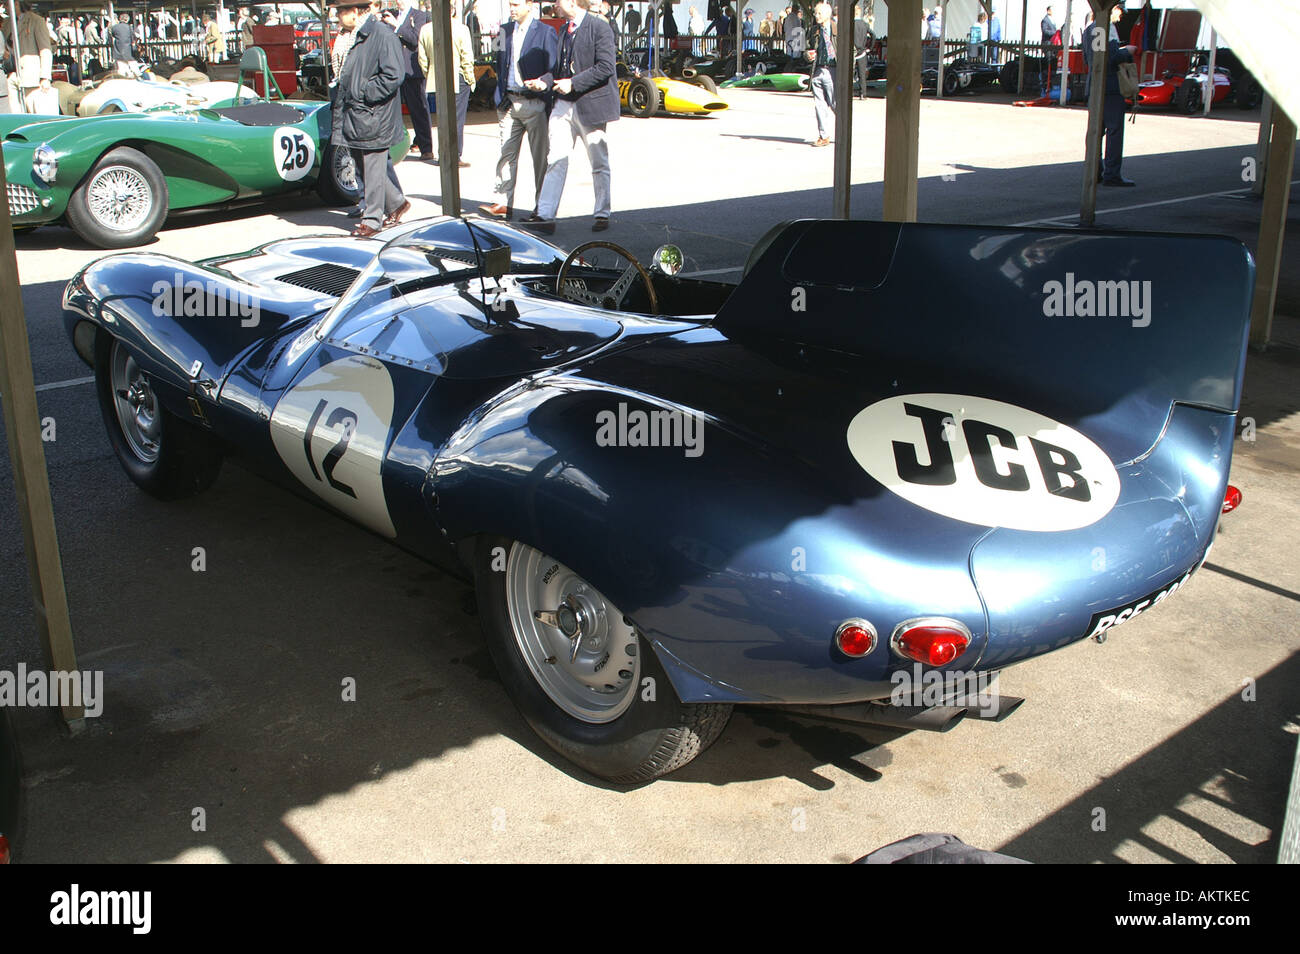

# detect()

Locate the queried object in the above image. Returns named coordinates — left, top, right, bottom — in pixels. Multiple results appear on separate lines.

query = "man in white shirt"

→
left=479, top=0, right=557, bottom=219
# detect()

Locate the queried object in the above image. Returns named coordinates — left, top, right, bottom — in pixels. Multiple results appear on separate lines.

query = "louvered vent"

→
left=275, top=262, right=361, bottom=297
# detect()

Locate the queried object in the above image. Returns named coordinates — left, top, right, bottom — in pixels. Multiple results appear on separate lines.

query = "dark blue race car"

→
left=62, top=217, right=1253, bottom=782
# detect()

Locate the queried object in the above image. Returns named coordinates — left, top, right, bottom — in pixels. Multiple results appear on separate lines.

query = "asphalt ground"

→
left=2, top=86, right=1298, bottom=863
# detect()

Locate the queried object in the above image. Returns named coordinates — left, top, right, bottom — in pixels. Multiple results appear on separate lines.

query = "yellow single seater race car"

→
left=617, top=70, right=729, bottom=118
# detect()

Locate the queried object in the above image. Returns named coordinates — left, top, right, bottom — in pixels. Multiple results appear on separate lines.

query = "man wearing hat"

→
left=332, top=0, right=409, bottom=237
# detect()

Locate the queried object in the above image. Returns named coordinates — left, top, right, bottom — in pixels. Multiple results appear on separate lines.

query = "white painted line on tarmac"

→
left=34, top=375, right=95, bottom=393
left=1008, top=180, right=1300, bottom=227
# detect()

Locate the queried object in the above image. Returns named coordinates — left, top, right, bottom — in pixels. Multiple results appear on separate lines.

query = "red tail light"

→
left=1222, top=485, right=1242, bottom=514
left=891, top=618, right=972, bottom=666
left=835, top=619, right=878, bottom=657
left=0, top=834, right=10, bottom=864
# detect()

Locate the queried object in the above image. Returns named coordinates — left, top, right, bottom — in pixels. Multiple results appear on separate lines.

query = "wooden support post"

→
left=831, top=0, right=854, bottom=218
left=734, top=2, right=741, bottom=79
left=1202, top=27, right=1216, bottom=117
left=0, top=158, right=83, bottom=727
left=935, top=0, right=947, bottom=98
left=1079, top=0, right=1108, bottom=227
left=883, top=0, right=921, bottom=222
left=1017, top=0, right=1026, bottom=94
left=1249, top=107, right=1296, bottom=351
left=1254, top=94, right=1272, bottom=197
left=1059, top=0, right=1072, bottom=105
left=432, top=0, right=461, bottom=215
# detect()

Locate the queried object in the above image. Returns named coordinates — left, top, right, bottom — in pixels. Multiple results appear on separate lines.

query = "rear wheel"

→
left=999, top=60, right=1018, bottom=91
left=94, top=334, right=223, bottom=500
left=316, top=143, right=362, bottom=206
left=475, top=537, right=731, bottom=783
left=942, top=69, right=960, bottom=96
left=66, top=146, right=168, bottom=248
left=1236, top=73, right=1262, bottom=109
left=627, top=76, right=659, bottom=118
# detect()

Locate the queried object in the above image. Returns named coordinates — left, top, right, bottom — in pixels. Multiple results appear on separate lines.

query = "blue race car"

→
left=62, top=217, right=1253, bottom=782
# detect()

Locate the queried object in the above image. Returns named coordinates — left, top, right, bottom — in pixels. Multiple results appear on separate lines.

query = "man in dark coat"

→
left=527, top=0, right=619, bottom=233
left=783, top=5, right=803, bottom=58
left=386, top=0, right=433, bottom=159
left=1082, top=7, right=1137, bottom=187
left=334, top=0, right=410, bottom=236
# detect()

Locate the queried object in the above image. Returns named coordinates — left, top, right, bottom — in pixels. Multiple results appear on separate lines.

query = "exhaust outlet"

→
left=770, top=702, right=969, bottom=733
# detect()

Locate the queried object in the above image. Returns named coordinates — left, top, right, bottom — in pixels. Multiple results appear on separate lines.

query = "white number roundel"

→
left=269, top=355, right=396, bottom=538
left=846, top=393, right=1121, bottom=532
left=272, top=126, right=316, bottom=182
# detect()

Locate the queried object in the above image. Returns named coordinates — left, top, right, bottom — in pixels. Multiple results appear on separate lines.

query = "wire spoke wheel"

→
left=505, top=543, right=640, bottom=724
left=335, top=147, right=359, bottom=193
left=86, top=165, right=153, bottom=232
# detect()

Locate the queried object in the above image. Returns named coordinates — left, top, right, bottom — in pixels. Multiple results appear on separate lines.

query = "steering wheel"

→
left=556, top=241, right=659, bottom=316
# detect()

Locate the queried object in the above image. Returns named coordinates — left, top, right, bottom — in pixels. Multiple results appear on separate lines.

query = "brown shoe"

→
left=812, top=137, right=830, bottom=147
left=419, top=151, right=435, bottom=161
left=382, top=200, right=411, bottom=228
left=459, top=160, right=470, bottom=168
left=351, top=224, right=380, bottom=238
left=479, top=203, right=511, bottom=219
left=592, top=217, right=609, bottom=232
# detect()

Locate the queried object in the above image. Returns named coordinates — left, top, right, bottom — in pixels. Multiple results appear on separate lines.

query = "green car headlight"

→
left=33, top=144, right=58, bottom=185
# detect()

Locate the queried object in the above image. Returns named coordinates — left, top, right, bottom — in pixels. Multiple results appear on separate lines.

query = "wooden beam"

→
left=1202, top=27, right=1216, bottom=117
left=0, top=152, right=83, bottom=726
left=1017, top=0, right=1026, bottom=94
left=1253, top=93, right=1272, bottom=197
left=1249, top=106, right=1296, bottom=351
left=883, top=0, right=921, bottom=222
left=1059, top=0, right=1072, bottom=105
left=432, top=0, right=461, bottom=215
left=935, top=0, right=946, bottom=99
left=831, top=0, right=854, bottom=218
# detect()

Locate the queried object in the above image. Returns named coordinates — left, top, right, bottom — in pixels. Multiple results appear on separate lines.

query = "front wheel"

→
left=692, top=74, right=719, bottom=94
left=475, top=537, right=731, bottom=783
left=94, top=334, right=223, bottom=499
left=627, top=76, right=659, bottom=118
left=66, top=146, right=168, bottom=248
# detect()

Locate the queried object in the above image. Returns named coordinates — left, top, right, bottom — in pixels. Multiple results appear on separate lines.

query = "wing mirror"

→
left=651, top=244, right=684, bottom=276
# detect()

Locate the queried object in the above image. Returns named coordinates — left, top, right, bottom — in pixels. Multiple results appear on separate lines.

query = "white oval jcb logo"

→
left=847, top=393, right=1121, bottom=532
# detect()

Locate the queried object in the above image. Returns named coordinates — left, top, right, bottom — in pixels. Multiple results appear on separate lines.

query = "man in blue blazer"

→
left=527, top=0, right=619, bottom=233
left=480, top=0, right=558, bottom=219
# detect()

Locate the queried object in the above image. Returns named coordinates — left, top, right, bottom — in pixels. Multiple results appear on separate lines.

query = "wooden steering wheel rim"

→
left=556, top=240, right=659, bottom=316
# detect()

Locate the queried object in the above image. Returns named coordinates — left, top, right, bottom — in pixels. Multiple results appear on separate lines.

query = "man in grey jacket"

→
left=527, top=0, right=619, bottom=233
left=333, top=0, right=409, bottom=237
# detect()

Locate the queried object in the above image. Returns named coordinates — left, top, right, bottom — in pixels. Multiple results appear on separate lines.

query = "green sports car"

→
left=3, top=99, right=409, bottom=248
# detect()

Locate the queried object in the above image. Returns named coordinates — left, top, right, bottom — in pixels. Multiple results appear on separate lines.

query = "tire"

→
left=692, top=74, right=719, bottom=94
left=627, top=76, right=659, bottom=118
left=1236, top=74, right=1262, bottom=110
left=1174, top=78, right=1202, bottom=114
left=999, top=60, right=1018, bottom=91
left=94, top=333, right=223, bottom=500
left=475, top=537, right=732, bottom=783
left=65, top=146, right=168, bottom=248
left=316, top=142, right=362, bottom=206
left=942, top=70, right=959, bottom=96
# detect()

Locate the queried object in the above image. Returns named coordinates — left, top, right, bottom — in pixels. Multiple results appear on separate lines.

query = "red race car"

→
left=1137, top=50, right=1262, bottom=112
